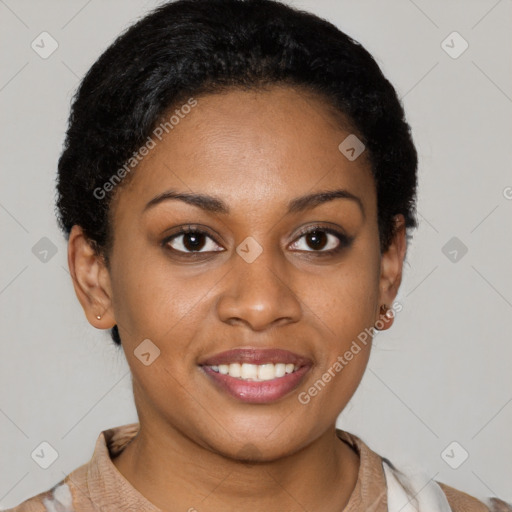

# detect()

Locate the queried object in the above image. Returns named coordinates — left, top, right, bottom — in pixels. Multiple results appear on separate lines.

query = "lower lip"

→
left=201, top=365, right=311, bottom=404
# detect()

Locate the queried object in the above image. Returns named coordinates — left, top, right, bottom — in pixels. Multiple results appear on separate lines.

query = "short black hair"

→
left=56, top=0, right=418, bottom=347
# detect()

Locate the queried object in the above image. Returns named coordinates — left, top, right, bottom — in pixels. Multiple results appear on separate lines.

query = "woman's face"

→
left=75, top=86, right=405, bottom=460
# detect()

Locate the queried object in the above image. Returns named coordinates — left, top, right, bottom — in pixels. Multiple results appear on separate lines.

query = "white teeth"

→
left=275, top=363, right=286, bottom=377
left=229, top=363, right=241, bottom=377
left=208, top=362, right=299, bottom=381
left=241, top=363, right=258, bottom=379
left=257, top=364, right=275, bottom=381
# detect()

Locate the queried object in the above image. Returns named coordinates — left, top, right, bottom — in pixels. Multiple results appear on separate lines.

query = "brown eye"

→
left=304, top=230, right=329, bottom=250
left=289, top=226, right=352, bottom=254
left=163, top=227, right=224, bottom=254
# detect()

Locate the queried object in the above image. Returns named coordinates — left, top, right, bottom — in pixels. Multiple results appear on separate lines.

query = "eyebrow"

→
left=143, top=188, right=365, bottom=218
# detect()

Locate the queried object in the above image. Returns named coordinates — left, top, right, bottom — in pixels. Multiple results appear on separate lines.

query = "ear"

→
left=67, top=224, right=116, bottom=329
left=375, top=214, right=407, bottom=330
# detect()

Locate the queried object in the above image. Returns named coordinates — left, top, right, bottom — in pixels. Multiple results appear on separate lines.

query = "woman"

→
left=8, top=0, right=511, bottom=510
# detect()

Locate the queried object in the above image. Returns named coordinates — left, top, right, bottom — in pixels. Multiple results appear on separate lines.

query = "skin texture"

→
left=68, top=85, right=406, bottom=512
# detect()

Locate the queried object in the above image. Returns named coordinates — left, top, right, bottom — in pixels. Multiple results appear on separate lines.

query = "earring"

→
left=96, top=314, right=102, bottom=320
left=375, top=303, right=393, bottom=331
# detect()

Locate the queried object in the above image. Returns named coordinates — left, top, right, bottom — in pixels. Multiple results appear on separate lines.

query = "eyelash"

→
left=161, top=224, right=353, bottom=257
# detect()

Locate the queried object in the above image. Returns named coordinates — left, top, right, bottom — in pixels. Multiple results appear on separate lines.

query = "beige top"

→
left=6, top=422, right=511, bottom=511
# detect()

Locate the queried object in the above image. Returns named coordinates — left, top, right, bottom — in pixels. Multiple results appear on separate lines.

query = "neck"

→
left=112, top=420, right=360, bottom=512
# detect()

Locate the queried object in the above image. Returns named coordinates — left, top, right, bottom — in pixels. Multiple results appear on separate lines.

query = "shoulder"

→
left=3, top=481, right=72, bottom=512
left=4, top=423, right=139, bottom=512
left=337, top=429, right=512, bottom=512
left=437, top=481, right=512, bottom=512
left=379, top=453, right=511, bottom=512
left=4, top=465, right=89, bottom=512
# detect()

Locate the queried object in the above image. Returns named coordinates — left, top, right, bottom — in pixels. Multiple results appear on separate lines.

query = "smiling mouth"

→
left=198, top=347, right=313, bottom=403
left=206, top=362, right=301, bottom=381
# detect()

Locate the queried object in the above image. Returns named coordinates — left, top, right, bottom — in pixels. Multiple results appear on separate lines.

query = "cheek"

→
left=109, top=246, right=220, bottom=348
left=305, top=276, right=375, bottom=386
left=295, top=251, right=379, bottom=400
left=295, top=269, right=376, bottom=416
left=302, top=256, right=379, bottom=340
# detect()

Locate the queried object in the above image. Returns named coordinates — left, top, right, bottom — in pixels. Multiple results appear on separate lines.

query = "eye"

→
left=289, top=225, right=352, bottom=254
left=163, top=226, right=224, bottom=254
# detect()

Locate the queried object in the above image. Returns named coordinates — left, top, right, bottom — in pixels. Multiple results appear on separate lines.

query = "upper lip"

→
left=199, top=348, right=313, bottom=367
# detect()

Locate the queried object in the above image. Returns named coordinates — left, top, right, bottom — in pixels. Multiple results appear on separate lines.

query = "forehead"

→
left=113, top=86, right=375, bottom=218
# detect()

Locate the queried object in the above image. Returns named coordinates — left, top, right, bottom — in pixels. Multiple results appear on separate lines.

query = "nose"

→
left=216, top=243, right=302, bottom=331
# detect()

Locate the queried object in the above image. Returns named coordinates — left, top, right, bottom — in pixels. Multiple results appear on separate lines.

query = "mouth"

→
left=198, top=348, right=313, bottom=404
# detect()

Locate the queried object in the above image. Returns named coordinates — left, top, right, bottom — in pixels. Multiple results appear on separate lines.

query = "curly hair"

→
left=55, top=0, right=418, bottom=346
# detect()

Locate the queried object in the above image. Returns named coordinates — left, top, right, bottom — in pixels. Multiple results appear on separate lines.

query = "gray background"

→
left=1, top=0, right=511, bottom=508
